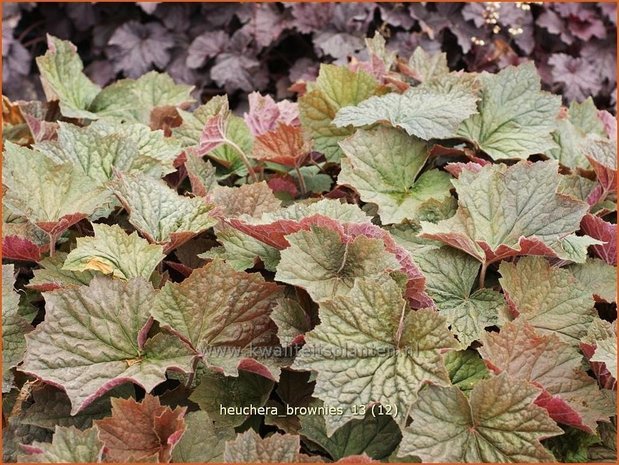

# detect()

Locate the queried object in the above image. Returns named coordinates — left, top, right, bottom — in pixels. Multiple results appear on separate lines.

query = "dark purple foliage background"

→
left=2, top=2, right=617, bottom=111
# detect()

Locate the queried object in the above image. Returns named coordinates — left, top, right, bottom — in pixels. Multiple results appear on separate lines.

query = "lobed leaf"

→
left=292, top=275, right=459, bottom=434
left=110, top=172, right=217, bottom=252
left=480, top=320, right=611, bottom=432
left=63, top=223, right=165, bottom=280
left=399, top=374, right=563, bottom=462
left=334, top=83, right=478, bottom=141
left=299, top=64, right=381, bottom=161
left=457, top=63, right=561, bottom=160
left=20, top=276, right=196, bottom=414
left=338, top=127, right=452, bottom=224
left=420, top=160, right=597, bottom=265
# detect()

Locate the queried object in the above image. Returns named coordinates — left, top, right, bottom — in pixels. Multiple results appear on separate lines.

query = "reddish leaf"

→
left=230, top=214, right=431, bottom=307
left=581, top=213, right=616, bottom=265
left=253, top=124, right=311, bottom=168
left=244, top=92, right=299, bottom=137
left=2, top=235, right=45, bottom=262
left=197, top=100, right=230, bottom=156
left=268, top=175, right=299, bottom=197
left=95, top=395, right=186, bottom=463
left=480, top=321, right=610, bottom=433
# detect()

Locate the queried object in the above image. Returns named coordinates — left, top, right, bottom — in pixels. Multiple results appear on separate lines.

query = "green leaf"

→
left=299, top=64, right=380, bottom=161
left=558, top=174, right=596, bottom=201
left=2, top=142, right=112, bottom=235
left=171, top=411, right=235, bottom=462
left=224, top=430, right=301, bottom=462
left=543, top=426, right=602, bottom=463
left=406, top=48, right=449, bottom=82
left=21, top=426, right=104, bottom=463
left=457, top=63, right=561, bottom=160
left=174, top=96, right=230, bottom=147
left=20, top=384, right=134, bottom=431
left=292, top=275, right=459, bottom=433
left=185, top=154, right=217, bottom=196
left=89, top=71, right=194, bottom=124
left=569, top=258, right=617, bottom=303
left=300, top=399, right=401, bottom=460
left=178, top=95, right=253, bottom=176
left=444, top=350, right=489, bottom=393
left=203, top=226, right=281, bottom=272
left=275, top=225, right=400, bottom=302
left=36, top=35, right=101, bottom=119
left=413, top=247, right=504, bottom=346
left=548, top=99, right=606, bottom=170
left=399, top=374, right=563, bottom=462
left=189, top=369, right=274, bottom=427
left=569, top=97, right=606, bottom=136
left=20, top=276, right=196, bottom=414
left=151, top=260, right=282, bottom=378
left=2, top=264, right=32, bottom=392
left=63, top=223, right=165, bottom=280
left=334, top=84, right=478, bottom=141
left=110, top=172, right=217, bottom=252
left=36, top=121, right=180, bottom=182
left=27, top=252, right=98, bottom=292
left=480, top=320, right=612, bottom=432
left=271, top=298, right=312, bottom=347
left=499, top=257, right=595, bottom=345
left=591, top=338, right=617, bottom=379
left=338, top=127, right=452, bottom=224
left=420, top=160, right=596, bottom=265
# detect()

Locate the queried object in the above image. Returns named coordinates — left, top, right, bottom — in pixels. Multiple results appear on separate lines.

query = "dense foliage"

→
left=3, top=2, right=617, bottom=111
left=1, top=9, right=617, bottom=464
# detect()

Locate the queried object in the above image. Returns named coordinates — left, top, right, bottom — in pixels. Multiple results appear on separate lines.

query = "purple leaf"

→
left=107, top=21, right=175, bottom=78
left=187, top=31, right=227, bottom=69
left=548, top=53, right=602, bottom=102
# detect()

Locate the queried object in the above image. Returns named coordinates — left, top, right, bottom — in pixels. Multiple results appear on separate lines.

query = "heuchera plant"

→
left=1, top=32, right=616, bottom=463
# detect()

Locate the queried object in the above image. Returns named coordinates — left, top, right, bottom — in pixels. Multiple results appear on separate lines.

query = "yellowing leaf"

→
left=63, top=223, right=165, bottom=280
left=27, top=252, right=98, bottom=292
